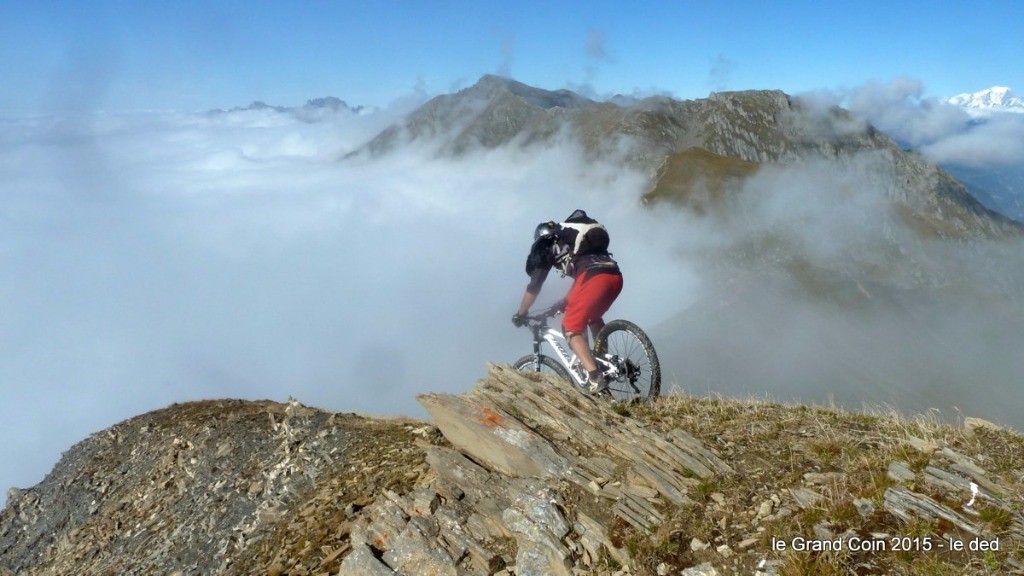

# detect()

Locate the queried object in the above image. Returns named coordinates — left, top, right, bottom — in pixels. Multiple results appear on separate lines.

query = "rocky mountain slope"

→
left=355, top=75, right=1022, bottom=239
left=3, top=365, right=1023, bottom=575
left=0, top=399, right=433, bottom=575
left=946, top=162, right=1024, bottom=223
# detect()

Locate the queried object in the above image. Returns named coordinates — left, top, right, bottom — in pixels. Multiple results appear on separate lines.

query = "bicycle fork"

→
left=529, top=332, right=544, bottom=371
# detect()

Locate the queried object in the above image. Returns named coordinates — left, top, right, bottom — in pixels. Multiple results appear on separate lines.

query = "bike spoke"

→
left=600, top=328, right=656, bottom=401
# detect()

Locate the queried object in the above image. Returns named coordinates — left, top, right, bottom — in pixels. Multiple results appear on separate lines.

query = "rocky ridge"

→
left=3, top=365, right=1024, bottom=575
left=0, top=399, right=433, bottom=575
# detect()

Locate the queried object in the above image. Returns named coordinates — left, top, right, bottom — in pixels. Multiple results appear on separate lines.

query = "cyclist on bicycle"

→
left=512, top=210, right=623, bottom=393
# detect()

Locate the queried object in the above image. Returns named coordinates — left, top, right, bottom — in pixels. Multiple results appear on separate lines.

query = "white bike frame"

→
left=528, top=323, right=620, bottom=386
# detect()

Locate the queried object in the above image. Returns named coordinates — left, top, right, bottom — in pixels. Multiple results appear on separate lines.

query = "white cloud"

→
left=652, top=152, right=1024, bottom=425
left=836, top=77, right=1024, bottom=167
left=2, top=94, right=1023, bottom=507
left=846, top=77, right=969, bottom=146
left=0, top=104, right=685, bottom=499
left=920, top=113, right=1024, bottom=167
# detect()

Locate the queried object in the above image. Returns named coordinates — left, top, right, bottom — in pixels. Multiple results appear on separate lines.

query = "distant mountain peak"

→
left=461, top=74, right=595, bottom=109
left=303, top=96, right=360, bottom=112
left=208, top=97, right=367, bottom=120
left=946, top=86, right=1024, bottom=115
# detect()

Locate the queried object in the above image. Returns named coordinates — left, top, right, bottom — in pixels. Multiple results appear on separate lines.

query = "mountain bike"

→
left=513, top=307, right=661, bottom=401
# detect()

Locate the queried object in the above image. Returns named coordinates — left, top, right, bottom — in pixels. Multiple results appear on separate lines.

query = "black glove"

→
left=512, top=313, right=526, bottom=327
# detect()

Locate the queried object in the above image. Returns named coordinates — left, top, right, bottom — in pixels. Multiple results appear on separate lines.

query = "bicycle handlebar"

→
left=519, top=306, right=563, bottom=326
left=537, top=306, right=564, bottom=318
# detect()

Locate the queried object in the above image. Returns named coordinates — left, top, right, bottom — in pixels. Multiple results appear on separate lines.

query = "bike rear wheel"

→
left=593, top=320, right=661, bottom=401
left=513, top=354, right=571, bottom=381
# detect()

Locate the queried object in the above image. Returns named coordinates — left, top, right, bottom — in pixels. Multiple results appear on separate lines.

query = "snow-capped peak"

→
left=946, top=86, right=1024, bottom=115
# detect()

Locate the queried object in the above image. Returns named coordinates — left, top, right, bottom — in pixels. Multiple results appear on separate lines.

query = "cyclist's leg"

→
left=563, top=271, right=623, bottom=377
left=578, top=272, right=622, bottom=336
left=567, top=333, right=597, bottom=371
left=563, top=272, right=595, bottom=371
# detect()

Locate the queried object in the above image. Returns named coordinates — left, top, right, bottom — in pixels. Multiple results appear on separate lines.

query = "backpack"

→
left=525, top=209, right=612, bottom=277
left=559, top=209, right=610, bottom=258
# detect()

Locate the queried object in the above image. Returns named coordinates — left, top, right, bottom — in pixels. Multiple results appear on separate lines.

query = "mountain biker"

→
left=512, top=210, right=623, bottom=393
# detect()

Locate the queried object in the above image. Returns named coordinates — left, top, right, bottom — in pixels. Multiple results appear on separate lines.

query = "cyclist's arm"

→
left=520, top=240, right=555, bottom=316
left=516, top=290, right=538, bottom=316
left=519, top=264, right=550, bottom=314
left=526, top=265, right=550, bottom=294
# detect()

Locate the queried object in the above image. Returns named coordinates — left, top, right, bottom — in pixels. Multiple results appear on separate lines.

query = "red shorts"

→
left=562, top=271, right=623, bottom=334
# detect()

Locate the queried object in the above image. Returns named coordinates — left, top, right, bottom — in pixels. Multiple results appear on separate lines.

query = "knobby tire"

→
left=593, top=319, right=661, bottom=401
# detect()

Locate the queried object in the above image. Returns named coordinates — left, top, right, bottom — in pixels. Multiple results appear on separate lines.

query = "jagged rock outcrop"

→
left=343, top=364, right=734, bottom=575
left=883, top=444, right=1024, bottom=539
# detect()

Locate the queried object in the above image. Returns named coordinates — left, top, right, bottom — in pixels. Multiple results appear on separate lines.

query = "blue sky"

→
left=2, top=0, right=1022, bottom=113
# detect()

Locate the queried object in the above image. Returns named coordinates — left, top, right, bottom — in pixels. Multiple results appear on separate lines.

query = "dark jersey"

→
left=524, top=236, right=619, bottom=295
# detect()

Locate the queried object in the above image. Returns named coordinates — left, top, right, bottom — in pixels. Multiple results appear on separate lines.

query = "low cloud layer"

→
left=2, top=94, right=1023, bottom=504
left=652, top=153, right=1024, bottom=423
left=829, top=77, right=1024, bottom=168
left=0, top=105, right=683, bottom=498
left=920, top=115, right=1024, bottom=167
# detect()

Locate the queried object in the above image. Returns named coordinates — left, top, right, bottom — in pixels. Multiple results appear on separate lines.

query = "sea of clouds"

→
left=2, top=80, right=1023, bottom=503
left=805, top=77, right=1024, bottom=168
left=0, top=102, right=701, bottom=499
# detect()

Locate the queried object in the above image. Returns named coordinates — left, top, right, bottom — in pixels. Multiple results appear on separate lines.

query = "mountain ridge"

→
left=354, top=75, right=1022, bottom=239
left=2, top=366, right=1022, bottom=575
left=208, top=96, right=370, bottom=121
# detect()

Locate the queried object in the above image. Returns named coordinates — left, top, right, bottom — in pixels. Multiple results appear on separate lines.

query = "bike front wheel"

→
left=593, top=320, right=661, bottom=401
left=513, top=354, right=571, bottom=381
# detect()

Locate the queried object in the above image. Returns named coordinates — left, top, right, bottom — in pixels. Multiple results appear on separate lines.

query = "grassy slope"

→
left=642, top=147, right=761, bottom=213
left=613, top=393, right=1024, bottom=575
